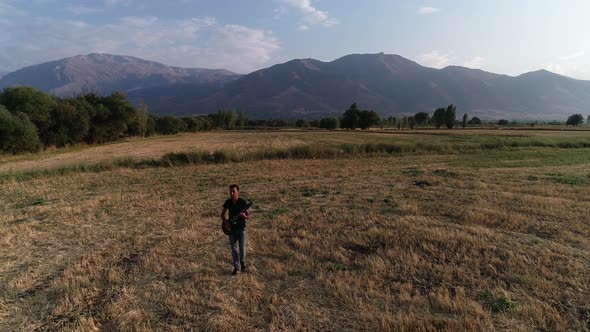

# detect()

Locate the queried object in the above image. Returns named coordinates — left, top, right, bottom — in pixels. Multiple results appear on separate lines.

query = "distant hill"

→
left=0, top=53, right=241, bottom=97
left=165, top=53, right=590, bottom=120
left=3, top=53, right=590, bottom=120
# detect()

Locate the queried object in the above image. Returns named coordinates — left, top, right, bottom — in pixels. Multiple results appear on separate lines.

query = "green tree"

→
left=468, top=116, right=482, bottom=125
left=401, top=116, right=408, bottom=129
left=383, top=116, right=397, bottom=128
left=462, top=113, right=468, bottom=128
left=181, top=116, right=200, bottom=132
left=407, top=116, right=416, bottom=129
left=0, top=86, right=57, bottom=145
left=0, top=106, right=42, bottom=153
left=445, top=104, right=456, bottom=129
left=48, top=99, right=90, bottom=147
left=414, top=112, right=430, bottom=126
left=195, top=115, right=212, bottom=131
left=432, top=107, right=446, bottom=129
left=80, top=92, right=137, bottom=143
left=218, top=109, right=236, bottom=129
left=319, top=117, right=338, bottom=129
left=146, top=114, right=157, bottom=136
left=295, top=119, right=309, bottom=127
left=156, top=116, right=187, bottom=135
left=340, top=103, right=361, bottom=129
left=208, top=109, right=236, bottom=129
left=341, top=103, right=379, bottom=130
left=358, top=110, right=380, bottom=130
left=136, top=102, right=149, bottom=137
left=566, top=114, right=584, bottom=126
left=498, top=119, right=509, bottom=125
left=237, top=111, right=247, bottom=129
left=103, top=92, right=138, bottom=136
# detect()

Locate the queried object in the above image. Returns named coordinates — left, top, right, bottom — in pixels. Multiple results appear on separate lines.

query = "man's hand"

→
left=239, top=211, right=250, bottom=219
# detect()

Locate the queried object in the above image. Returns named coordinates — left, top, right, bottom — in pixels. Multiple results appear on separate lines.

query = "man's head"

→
left=229, top=184, right=239, bottom=201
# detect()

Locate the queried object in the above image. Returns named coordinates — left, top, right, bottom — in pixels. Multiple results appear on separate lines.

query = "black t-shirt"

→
left=223, top=198, right=249, bottom=231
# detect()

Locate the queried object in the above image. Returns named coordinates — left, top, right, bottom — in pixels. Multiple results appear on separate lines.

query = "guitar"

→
left=222, top=201, right=253, bottom=235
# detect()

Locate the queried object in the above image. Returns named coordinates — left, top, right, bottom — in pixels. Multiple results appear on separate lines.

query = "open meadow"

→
left=1, top=129, right=589, bottom=331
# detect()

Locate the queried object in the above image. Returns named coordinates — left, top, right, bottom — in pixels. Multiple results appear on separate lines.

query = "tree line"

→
left=0, top=87, right=254, bottom=154
left=328, top=103, right=470, bottom=130
left=1, top=86, right=587, bottom=155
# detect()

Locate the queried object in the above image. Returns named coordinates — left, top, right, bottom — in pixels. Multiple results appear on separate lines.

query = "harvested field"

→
left=0, top=130, right=589, bottom=331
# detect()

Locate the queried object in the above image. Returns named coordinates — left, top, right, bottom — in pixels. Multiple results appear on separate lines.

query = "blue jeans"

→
left=229, top=228, right=246, bottom=269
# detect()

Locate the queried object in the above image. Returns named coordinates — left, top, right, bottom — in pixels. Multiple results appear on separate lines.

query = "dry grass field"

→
left=1, top=129, right=589, bottom=331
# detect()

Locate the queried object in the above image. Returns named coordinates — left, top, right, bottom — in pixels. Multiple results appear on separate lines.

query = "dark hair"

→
left=229, top=184, right=239, bottom=191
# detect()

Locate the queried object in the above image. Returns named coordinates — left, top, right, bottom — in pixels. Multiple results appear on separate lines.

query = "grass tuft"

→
left=326, top=261, right=345, bottom=272
left=479, top=291, right=517, bottom=313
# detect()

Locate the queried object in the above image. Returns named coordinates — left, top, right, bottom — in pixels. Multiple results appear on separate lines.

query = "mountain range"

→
left=0, top=53, right=239, bottom=97
left=2, top=53, right=590, bottom=120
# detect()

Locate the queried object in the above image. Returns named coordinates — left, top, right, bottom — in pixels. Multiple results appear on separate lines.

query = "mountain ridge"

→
left=2, top=53, right=590, bottom=120
left=0, top=53, right=241, bottom=97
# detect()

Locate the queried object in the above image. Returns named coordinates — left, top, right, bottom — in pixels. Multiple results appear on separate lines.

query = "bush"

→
left=156, top=116, right=187, bottom=135
left=0, top=106, right=42, bottom=154
left=181, top=116, right=200, bottom=132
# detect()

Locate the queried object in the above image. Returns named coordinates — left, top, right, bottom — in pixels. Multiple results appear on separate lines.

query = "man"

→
left=220, top=184, right=251, bottom=275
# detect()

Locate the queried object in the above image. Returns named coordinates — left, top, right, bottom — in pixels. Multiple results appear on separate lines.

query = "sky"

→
left=0, top=0, right=589, bottom=79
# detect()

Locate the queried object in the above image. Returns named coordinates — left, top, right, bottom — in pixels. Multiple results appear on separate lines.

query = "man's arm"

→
left=239, top=209, right=250, bottom=219
left=220, top=206, right=228, bottom=222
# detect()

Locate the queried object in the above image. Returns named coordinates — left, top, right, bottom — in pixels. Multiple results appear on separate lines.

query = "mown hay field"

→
left=0, top=129, right=589, bottom=331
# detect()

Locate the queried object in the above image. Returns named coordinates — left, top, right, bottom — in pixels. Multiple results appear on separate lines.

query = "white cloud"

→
left=0, top=1, right=26, bottom=16
left=104, top=0, right=131, bottom=7
left=545, top=63, right=590, bottom=80
left=0, top=16, right=280, bottom=74
left=273, top=7, right=286, bottom=20
left=119, top=16, right=160, bottom=27
left=279, top=0, right=337, bottom=29
left=417, top=6, right=440, bottom=14
left=464, top=56, right=485, bottom=69
left=65, top=5, right=104, bottom=16
left=544, top=50, right=590, bottom=80
left=559, top=50, right=585, bottom=61
left=416, top=51, right=453, bottom=68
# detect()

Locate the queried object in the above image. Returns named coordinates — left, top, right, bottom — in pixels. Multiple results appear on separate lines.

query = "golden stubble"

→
left=0, top=133, right=589, bottom=330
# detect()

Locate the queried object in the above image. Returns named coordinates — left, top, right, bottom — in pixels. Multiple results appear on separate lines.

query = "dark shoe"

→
left=231, top=268, right=239, bottom=276
left=240, top=262, right=246, bottom=272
